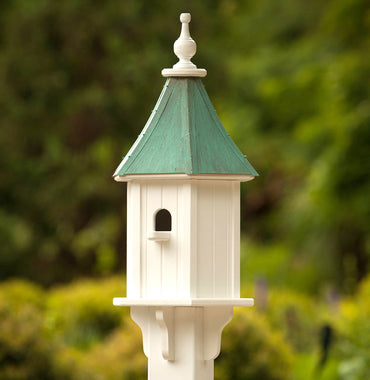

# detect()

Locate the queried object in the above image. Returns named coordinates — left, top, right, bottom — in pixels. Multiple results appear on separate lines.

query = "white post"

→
left=131, top=306, right=233, bottom=380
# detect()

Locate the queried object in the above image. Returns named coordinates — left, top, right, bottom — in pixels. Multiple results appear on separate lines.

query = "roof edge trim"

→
left=114, top=173, right=255, bottom=182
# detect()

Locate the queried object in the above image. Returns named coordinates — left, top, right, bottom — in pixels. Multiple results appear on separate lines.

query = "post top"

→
left=162, top=13, right=207, bottom=77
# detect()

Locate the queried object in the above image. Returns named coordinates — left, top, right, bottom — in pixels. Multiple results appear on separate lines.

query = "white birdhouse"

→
left=113, top=13, right=258, bottom=380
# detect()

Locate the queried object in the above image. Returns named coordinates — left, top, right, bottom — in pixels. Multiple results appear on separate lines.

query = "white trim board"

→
left=113, top=297, right=254, bottom=307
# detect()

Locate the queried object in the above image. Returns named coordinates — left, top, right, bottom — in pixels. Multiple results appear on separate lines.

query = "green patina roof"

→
left=114, top=78, right=258, bottom=177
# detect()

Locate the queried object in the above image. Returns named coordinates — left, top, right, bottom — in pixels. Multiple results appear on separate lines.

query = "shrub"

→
left=0, top=280, right=53, bottom=380
left=46, top=276, right=126, bottom=349
left=215, top=308, right=293, bottom=380
left=335, top=275, right=370, bottom=379
left=53, top=320, right=146, bottom=380
left=264, top=288, right=327, bottom=352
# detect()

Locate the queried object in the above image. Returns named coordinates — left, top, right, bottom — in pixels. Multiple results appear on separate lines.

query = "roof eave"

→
left=113, top=173, right=255, bottom=182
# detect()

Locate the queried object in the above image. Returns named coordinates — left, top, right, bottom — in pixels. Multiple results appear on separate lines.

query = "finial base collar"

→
left=161, top=68, right=207, bottom=77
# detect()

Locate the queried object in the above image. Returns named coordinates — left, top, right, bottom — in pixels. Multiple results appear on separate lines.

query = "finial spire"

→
left=162, top=13, right=207, bottom=77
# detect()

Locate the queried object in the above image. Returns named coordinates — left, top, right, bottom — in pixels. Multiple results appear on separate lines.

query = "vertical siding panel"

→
left=140, top=183, right=147, bottom=297
left=176, top=184, right=182, bottom=298
left=197, top=181, right=214, bottom=297
left=145, top=183, right=162, bottom=298
left=212, top=184, right=215, bottom=297
left=226, top=182, right=232, bottom=297
left=127, top=182, right=140, bottom=298
left=181, top=182, right=194, bottom=298
left=161, top=182, right=178, bottom=298
left=213, top=182, right=228, bottom=297
left=231, top=181, right=240, bottom=297
left=189, top=182, right=198, bottom=298
left=126, top=183, right=134, bottom=297
left=126, top=183, right=132, bottom=296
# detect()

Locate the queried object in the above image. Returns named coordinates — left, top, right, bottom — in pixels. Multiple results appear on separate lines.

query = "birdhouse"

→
left=113, top=13, right=258, bottom=380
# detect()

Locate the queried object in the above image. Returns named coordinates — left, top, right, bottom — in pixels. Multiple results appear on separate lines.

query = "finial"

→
left=162, top=13, right=207, bottom=77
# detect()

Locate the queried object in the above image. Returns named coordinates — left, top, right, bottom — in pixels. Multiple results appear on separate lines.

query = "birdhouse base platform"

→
left=113, top=297, right=254, bottom=307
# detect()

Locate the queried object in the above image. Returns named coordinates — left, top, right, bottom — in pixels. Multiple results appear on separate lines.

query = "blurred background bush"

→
left=0, top=0, right=368, bottom=379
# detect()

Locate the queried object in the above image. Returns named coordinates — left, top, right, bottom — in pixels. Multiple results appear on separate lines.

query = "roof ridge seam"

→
left=190, top=79, right=203, bottom=175
left=185, top=79, right=194, bottom=174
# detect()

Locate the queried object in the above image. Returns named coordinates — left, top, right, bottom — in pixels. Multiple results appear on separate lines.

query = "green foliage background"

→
left=0, top=0, right=369, bottom=379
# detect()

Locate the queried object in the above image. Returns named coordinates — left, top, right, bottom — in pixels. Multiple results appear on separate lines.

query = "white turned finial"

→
left=162, top=13, right=207, bottom=77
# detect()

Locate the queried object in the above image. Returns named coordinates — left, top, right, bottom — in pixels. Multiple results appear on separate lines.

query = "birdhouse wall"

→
left=195, top=180, right=240, bottom=298
left=126, top=180, right=194, bottom=300
left=126, top=179, right=240, bottom=300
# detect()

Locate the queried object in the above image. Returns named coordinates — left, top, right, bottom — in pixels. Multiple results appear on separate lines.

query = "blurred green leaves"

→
left=0, top=0, right=368, bottom=290
left=0, top=281, right=52, bottom=380
left=215, top=309, right=293, bottom=380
